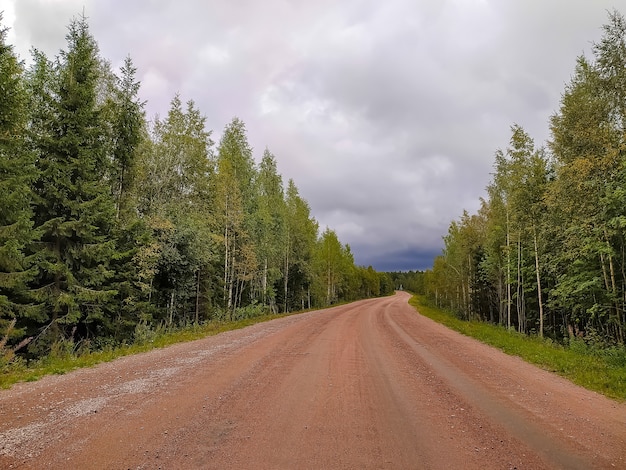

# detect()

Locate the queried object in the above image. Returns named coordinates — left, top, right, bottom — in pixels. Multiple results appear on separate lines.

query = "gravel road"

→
left=0, top=291, right=624, bottom=469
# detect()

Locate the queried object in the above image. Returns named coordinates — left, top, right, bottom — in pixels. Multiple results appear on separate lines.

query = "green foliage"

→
left=0, top=13, right=386, bottom=368
left=0, top=15, right=40, bottom=349
left=425, top=10, right=626, bottom=347
left=279, top=179, right=319, bottom=312
left=312, top=228, right=345, bottom=306
left=410, top=295, right=626, bottom=401
left=213, top=117, right=257, bottom=313
left=253, top=149, right=286, bottom=309
left=0, top=308, right=293, bottom=389
left=387, top=271, right=425, bottom=293
left=231, top=302, right=266, bottom=321
left=27, top=16, right=119, bottom=348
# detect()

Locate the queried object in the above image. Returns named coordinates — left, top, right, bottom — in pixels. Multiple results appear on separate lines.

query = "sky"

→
left=2, top=0, right=621, bottom=271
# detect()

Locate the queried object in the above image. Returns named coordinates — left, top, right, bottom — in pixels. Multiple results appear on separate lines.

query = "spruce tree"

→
left=103, top=56, right=151, bottom=339
left=0, top=18, right=41, bottom=350
left=30, top=16, right=117, bottom=345
left=109, top=56, right=144, bottom=220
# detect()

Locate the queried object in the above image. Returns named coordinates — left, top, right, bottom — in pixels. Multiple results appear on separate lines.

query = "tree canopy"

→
left=0, top=15, right=392, bottom=361
left=424, top=10, right=626, bottom=346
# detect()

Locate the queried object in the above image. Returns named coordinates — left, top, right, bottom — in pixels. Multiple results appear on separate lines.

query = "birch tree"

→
left=254, top=149, right=285, bottom=310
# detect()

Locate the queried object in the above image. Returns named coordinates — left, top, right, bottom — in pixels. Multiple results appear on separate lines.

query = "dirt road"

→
left=0, top=292, right=624, bottom=469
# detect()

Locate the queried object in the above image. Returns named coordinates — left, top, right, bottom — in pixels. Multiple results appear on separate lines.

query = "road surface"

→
left=0, top=291, right=624, bottom=469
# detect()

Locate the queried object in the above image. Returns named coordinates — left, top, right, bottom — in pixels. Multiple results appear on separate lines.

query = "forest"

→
left=0, top=15, right=393, bottom=362
left=424, top=11, right=626, bottom=346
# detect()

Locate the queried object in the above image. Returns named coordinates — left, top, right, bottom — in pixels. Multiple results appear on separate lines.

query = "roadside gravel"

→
left=0, top=292, right=624, bottom=469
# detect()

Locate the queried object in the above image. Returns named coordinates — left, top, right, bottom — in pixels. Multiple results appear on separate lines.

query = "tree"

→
left=280, top=180, right=318, bottom=311
left=547, top=13, right=626, bottom=343
left=29, top=16, right=118, bottom=347
left=214, top=157, right=255, bottom=312
left=135, top=95, right=215, bottom=324
left=88, top=55, right=154, bottom=340
left=214, top=118, right=258, bottom=312
left=253, top=149, right=285, bottom=311
left=425, top=11, right=626, bottom=345
left=107, top=56, right=144, bottom=220
left=312, top=229, right=358, bottom=306
left=138, top=95, right=212, bottom=217
left=496, top=126, right=549, bottom=335
left=0, top=17, right=40, bottom=351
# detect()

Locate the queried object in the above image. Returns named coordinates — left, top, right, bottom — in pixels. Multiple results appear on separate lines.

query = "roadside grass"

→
left=409, top=295, right=626, bottom=401
left=0, top=313, right=290, bottom=390
left=0, top=296, right=382, bottom=390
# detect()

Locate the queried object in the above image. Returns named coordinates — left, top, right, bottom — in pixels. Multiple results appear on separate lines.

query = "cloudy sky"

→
left=2, top=0, right=620, bottom=270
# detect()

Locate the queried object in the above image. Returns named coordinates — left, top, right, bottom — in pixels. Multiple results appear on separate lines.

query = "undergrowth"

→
left=409, top=295, right=626, bottom=401
left=0, top=311, right=290, bottom=390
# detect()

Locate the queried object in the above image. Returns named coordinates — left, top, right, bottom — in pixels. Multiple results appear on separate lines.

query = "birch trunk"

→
left=533, top=226, right=544, bottom=338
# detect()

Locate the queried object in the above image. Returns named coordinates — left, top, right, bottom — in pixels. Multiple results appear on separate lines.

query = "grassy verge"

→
left=409, top=295, right=626, bottom=401
left=0, top=312, right=291, bottom=390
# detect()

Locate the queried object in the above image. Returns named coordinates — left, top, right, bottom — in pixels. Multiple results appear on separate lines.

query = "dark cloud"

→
left=355, top=247, right=441, bottom=272
left=5, top=0, right=620, bottom=270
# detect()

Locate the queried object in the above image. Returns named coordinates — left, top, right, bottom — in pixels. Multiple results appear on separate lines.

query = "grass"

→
left=6, top=295, right=624, bottom=401
left=0, top=312, right=291, bottom=390
left=409, top=295, right=626, bottom=401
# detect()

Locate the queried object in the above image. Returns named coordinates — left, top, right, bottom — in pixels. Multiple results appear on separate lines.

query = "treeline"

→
left=424, top=11, right=626, bottom=345
left=387, top=271, right=424, bottom=294
left=0, top=15, right=392, bottom=360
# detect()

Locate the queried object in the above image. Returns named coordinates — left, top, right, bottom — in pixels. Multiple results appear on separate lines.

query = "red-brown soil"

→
left=0, top=291, right=624, bottom=469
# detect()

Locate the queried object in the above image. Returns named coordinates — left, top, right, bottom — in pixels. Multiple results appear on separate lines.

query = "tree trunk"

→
left=223, top=224, right=229, bottom=307
left=467, top=253, right=472, bottom=320
left=533, top=226, right=544, bottom=338
left=168, top=291, right=175, bottom=326
left=195, top=269, right=200, bottom=324
left=327, top=265, right=331, bottom=306
left=227, top=247, right=235, bottom=312
left=517, top=234, right=523, bottom=333
left=497, top=271, right=503, bottom=325
left=262, top=258, right=268, bottom=305
left=284, top=230, right=289, bottom=313
left=605, top=232, right=622, bottom=343
left=506, top=211, right=512, bottom=330
left=601, top=252, right=611, bottom=292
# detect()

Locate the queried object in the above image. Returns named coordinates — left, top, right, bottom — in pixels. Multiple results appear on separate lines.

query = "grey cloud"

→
left=5, top=0, right=620, bottom=270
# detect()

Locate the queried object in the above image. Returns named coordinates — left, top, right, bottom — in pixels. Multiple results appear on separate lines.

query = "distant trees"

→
left=425, top=10, right=626, bottom=345
left=0, top=15, right=389, bottom=360
left=388, top=271, right=425, bottom=294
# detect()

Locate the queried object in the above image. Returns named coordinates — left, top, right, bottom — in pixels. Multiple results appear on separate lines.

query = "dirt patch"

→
left=0, top=292, right=624, bottom=469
